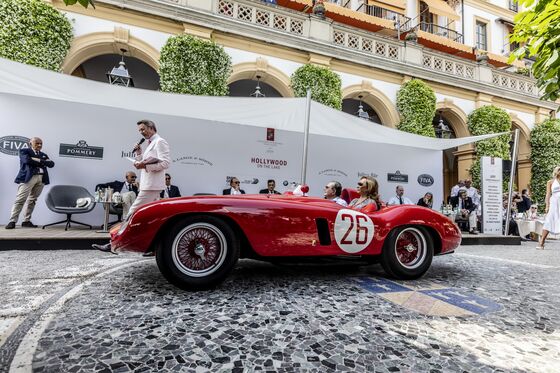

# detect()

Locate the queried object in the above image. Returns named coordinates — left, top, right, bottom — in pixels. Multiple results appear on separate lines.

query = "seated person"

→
left=160, top=173, right=181, bottom=198
left=417, top=192, right=433, bottom=209
left=503, top=198, right=519, bottom=236
left=324, top=181, right=347, bottom=206
left=528, top=204, right=539, bottom=220
left=96, top=171, right=139, bottom=219
left=223, top=177, right=245, bottom=195
left=450, top=188, right=478, bottom=234
left=387, top=185, right=413, bottom=206
left=348, top=177, right=380, bottom=212
left=259, top=179, right=281, bottom=195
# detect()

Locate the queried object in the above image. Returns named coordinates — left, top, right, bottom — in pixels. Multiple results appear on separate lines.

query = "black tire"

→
left=156, top=215, right=239, bottom=290
left=380, top=226, right=433, bottom=280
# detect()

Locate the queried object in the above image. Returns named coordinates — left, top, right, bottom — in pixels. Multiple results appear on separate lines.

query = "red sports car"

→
left=111, top=195, right=461, bottom=290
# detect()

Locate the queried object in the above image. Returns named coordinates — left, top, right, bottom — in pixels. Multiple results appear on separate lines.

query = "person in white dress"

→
left=537, top=166, right=560, bottom=249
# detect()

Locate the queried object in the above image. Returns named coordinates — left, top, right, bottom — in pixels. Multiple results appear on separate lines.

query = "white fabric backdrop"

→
left=0, top=58, right=500, bottom=225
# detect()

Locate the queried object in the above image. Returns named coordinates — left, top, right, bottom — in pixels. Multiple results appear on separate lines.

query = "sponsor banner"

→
left=0, top=135, right=30, bottom=156
left=481, top=156, right=503, bottom=235
left=318, top=169, right=348, bottom=178
left=387, top=170, right=408, bottom=183
left=59, top=140, right=103, bottom=160
left=0, top=94, right=443, bottom=225
left=173, top=155, right=214, bottom=167
left=417, top=174, right=434, bottom=187
left=251, top=157, right=288, bottom=169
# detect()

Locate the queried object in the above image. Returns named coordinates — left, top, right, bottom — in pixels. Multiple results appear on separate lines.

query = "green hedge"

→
left=159, top=35, right=232, bottom=95
left=0, top=0, right=72, bottom=71
left=467, top=105, right=512, bottom=188
left=530, top=119, right=560, bottom=210
left=396, top=79, right=436, bottom=137
left=291, top=64, right=342, bottom=109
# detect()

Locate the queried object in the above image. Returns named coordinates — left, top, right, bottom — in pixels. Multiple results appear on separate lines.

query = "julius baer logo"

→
left=59, top=140, right=103, bottom=160
left=0, top=136, right=30, bottom=156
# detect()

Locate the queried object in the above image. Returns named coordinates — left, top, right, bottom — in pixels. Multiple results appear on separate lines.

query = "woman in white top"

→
left=537, top=166, right=560, bottom=249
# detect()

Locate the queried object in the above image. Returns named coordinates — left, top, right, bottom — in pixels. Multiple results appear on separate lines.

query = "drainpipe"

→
left=461, top=0, right=465, bottom=43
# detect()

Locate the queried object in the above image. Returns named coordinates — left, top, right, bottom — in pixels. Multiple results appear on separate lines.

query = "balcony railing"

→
left=355, top=3, right=411, bottom=25
left=419, top=22, right=463, bottom=43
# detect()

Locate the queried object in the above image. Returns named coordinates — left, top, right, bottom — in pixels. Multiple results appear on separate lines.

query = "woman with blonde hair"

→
left=349, top=176, right=380, bottom=211
left=537, top=166, right=560, bottom=249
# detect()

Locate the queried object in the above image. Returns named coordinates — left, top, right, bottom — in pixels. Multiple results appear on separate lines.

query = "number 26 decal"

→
left=334, top=209, right=375, bottom=253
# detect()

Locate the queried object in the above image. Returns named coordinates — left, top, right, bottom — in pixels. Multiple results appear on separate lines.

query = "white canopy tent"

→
left=0, top=58, right=506, bottom=225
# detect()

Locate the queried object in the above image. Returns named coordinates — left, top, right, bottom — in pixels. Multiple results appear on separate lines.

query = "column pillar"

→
left=454, top=144, right=476, bottom=181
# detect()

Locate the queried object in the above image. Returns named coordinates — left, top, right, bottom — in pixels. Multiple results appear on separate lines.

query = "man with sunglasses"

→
left=160, top=173, right=181, bottom=198
left=324, top=181, right=347, bottom=206
left=259, top=179, right=281, bottom=195
left=223, top=177, right=245, bottom=195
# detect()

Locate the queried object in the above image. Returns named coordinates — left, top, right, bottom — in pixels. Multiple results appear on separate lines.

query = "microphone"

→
left=132, top=138, right=145, bottom=152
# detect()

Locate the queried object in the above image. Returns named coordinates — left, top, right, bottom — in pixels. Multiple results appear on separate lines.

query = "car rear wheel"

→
left=157, top=215, right=239, bottom=290
left=380, top=226, right=433, bottom=280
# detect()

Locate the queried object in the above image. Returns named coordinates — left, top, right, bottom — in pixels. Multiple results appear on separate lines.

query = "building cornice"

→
left=464, top=0, right=517, bottom=21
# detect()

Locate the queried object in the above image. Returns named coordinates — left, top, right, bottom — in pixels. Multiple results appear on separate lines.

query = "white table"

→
left=515, top=219, right=560, bottom=239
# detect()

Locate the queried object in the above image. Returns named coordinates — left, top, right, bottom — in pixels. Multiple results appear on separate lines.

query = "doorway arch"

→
left=62, top=30, right=160, bottom=75
left=228, top=58, right=293, bottom=97
left=342, top=81, right=399, bottom=128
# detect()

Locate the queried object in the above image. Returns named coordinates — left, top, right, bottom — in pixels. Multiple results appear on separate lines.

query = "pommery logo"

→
left=59, top=140, right=103, bottom=160
left=387, top=170, right=408, bottom=183
left=0, top=136, right=30, bottom=156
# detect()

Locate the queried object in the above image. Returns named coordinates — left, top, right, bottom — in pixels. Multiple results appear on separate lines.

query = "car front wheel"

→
left=157, top=215, right=239, bottom=290
left=380, top=226, right=433, bottom=280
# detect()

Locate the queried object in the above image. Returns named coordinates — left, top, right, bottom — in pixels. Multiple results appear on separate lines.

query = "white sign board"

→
left=481, top=156, right=503, bottom=234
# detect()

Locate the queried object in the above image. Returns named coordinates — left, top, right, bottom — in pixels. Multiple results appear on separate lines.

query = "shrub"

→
left=396, top=79, right=437, bottom=137
left=291, top=64, right=342, bottom=109
left=530, top=119, right=560, bottom=210
left=0, top=0, right=72, bottom=71
left=159, top=35, right=232, bottom=95
left=467, top=105, right=512, bottom=188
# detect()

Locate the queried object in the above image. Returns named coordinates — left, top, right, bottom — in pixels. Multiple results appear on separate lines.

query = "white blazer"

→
left=135, top=134, right=170, bottom=191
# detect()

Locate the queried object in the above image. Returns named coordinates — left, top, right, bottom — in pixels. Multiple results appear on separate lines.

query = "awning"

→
left=368, top=0, right=406, bottom=13
left=421, top=0, right=460, bottom=21
left=496, top=17, right=515, bottom=27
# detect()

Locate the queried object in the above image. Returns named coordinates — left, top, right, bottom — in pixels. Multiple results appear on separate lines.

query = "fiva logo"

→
left=0, top=136, right=30, bottom=156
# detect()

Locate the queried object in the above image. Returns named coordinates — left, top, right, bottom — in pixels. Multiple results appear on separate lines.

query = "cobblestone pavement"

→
left=0, top=242, right=559, bottom=373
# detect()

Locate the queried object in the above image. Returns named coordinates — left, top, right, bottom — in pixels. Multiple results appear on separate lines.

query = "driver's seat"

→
left=341, top=188, right=359, bottom=205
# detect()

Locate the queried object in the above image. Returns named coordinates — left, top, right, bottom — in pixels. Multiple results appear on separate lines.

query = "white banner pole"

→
left=300, top=89, right=312, bottom=184
left=505, top=129, right=519, bottom=235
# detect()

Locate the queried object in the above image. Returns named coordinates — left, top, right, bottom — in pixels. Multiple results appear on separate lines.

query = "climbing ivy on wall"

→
left=396, top=79, right=437, bottom=137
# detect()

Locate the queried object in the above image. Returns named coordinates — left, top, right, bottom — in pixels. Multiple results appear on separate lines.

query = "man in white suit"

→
left=93, top=119, right=170, bottom=253
left=127, top=119, right=170, bottom=219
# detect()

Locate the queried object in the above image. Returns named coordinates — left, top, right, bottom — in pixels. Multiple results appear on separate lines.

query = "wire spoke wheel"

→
left=394, top=227, right=426, bottom=269
left=381, top=225, right=433, bottom=280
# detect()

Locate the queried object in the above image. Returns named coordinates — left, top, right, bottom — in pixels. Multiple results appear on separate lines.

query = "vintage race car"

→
left=110, top=194, right=461, bottom=290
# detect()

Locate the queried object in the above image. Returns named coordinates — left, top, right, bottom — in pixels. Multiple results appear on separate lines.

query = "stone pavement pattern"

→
left=0, top=242, right=558, bottom=372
